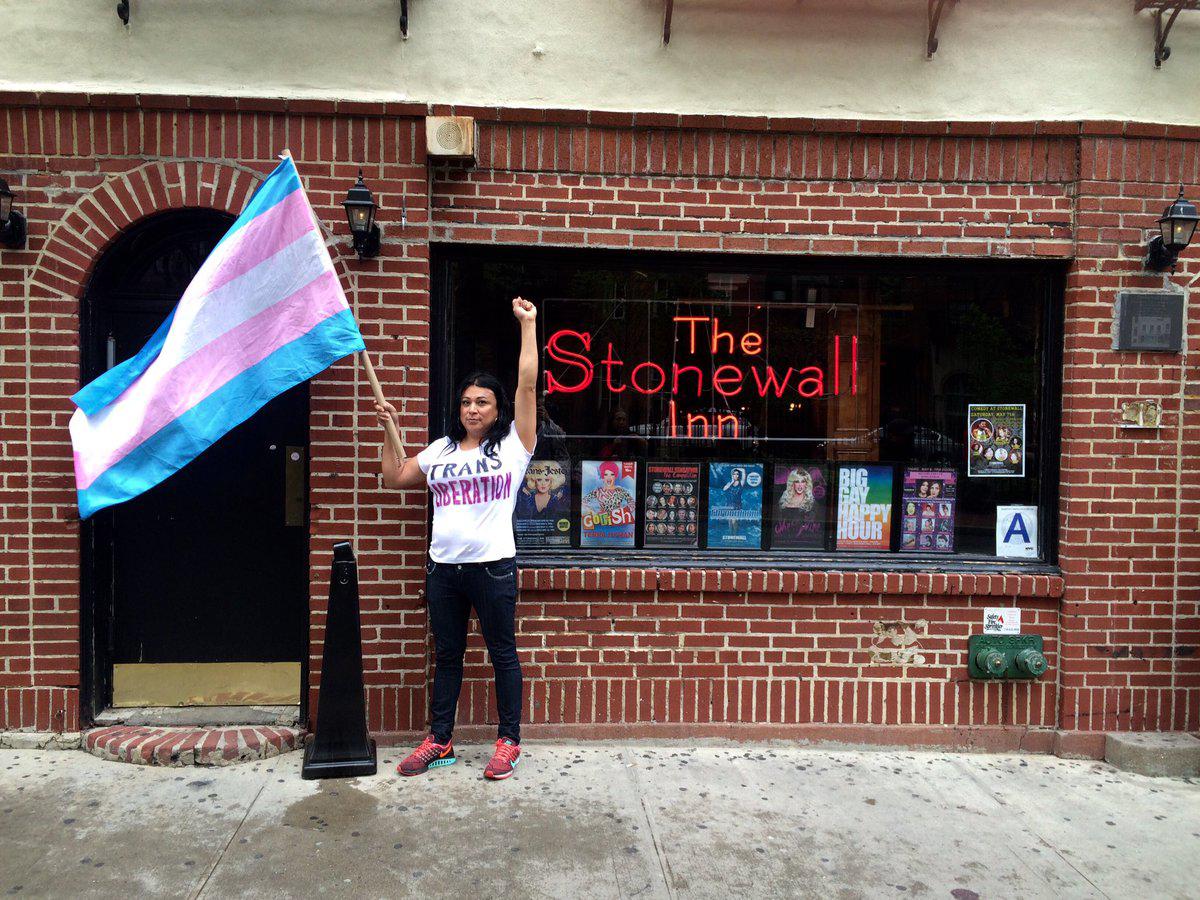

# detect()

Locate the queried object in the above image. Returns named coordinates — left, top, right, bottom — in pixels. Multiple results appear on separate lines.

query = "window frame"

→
left=430, top=243, right=1064, bottom=573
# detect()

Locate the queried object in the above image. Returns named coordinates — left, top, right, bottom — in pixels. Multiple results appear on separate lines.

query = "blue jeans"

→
left=425, top=557, right=522, bottom=744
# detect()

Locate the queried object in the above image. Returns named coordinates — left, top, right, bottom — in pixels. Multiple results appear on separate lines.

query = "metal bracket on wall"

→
left=400, top=0, right=409, bottom=37
left=666, top=0, right=957, bottom=56
left=926, top=0, right=957, bottom=58
left=1137, top=1, right=1198, bottom=67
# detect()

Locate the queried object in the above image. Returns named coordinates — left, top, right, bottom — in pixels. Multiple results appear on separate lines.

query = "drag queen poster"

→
left=706, top=462, right=763, bottom=548
left=580, top=460, right=637, bottom=547
left=514, top=460, right=570, bottom=548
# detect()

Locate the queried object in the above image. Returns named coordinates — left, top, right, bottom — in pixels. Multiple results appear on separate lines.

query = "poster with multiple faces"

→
left=580, top=460, right=638, bottom=547
left=513, top=459, right=571, bottom=548
left=835, top=465, right=894, bottom=551
left=968, top=404, right=1026, bottom=478
left=706, top=463, right=764, bottom=548
left=899, top=469, right=957, bottom=553
left=644, top=463, right=700, bottom=548
left=770, top=463, right=828, bottom=550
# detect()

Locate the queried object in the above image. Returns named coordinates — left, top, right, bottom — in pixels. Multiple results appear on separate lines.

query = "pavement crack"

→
left=189, top=778, right=267, bottom=900
left=1045, top=841, right=1112, bottom=900
left=622, top=746, right=677, bottom=900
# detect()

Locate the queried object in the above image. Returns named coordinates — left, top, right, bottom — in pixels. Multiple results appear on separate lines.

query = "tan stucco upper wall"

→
left=3, top=0, right=1199, bottom=124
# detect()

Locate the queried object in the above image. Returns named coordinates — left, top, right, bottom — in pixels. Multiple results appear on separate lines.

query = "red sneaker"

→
left=397, top=735, right=455, bottom=776
left=483, top=738, right=521, bottom=780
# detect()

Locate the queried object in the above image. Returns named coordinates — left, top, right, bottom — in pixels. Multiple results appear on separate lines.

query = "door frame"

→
left=78, top=209, right=312, bottom=723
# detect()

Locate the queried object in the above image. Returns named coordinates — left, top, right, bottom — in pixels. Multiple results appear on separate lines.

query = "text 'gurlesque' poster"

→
left=514, top=460, right=571, bottom=548
left=770, top=463, right=828, bottom=550
left=835, top=465, right=894, bottom=550
left=580, top=460, right=637, bottom=547
left=900, top=469, right=956, bottom=553
left=968, top=404, right=1026, bottom=478
left=645, top=463, right=700, bottom=548
left=706, top=463, right=763, bottom=548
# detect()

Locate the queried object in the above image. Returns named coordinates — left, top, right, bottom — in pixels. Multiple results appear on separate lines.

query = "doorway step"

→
left=83, top=706, right=303, bottom=766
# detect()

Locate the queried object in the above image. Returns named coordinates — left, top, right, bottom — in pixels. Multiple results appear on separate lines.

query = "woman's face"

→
left=602, top=470, right=616, bottom=487
left=460, top=386, right=499, bottom=437
left=534, top=473, right=551, bottom=493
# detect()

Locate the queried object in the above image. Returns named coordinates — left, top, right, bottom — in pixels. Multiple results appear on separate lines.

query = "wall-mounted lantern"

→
left=0, top=179, right=27, bottom=250
left=342, top=170, right=381, bottom=260
left=1145, top=188, right=1199, bottom=271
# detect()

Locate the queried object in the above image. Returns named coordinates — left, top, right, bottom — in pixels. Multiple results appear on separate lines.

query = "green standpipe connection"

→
left=1014, top=647, right=1048, bottom=677
left=973, top=646, right=1007, bottom=678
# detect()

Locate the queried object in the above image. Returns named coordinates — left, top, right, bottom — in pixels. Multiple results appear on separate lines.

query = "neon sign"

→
left=544, top=315, right=859, bottom=439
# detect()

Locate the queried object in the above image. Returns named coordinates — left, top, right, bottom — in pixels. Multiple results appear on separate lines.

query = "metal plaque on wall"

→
left=1112, top=290, right=1184, bottom=353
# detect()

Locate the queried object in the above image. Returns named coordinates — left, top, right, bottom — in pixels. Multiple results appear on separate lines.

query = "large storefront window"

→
left=432, top=247, right=1061, bottom=568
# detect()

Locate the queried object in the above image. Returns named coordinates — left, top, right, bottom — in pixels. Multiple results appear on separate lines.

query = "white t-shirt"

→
left=416, top=423, right=535, bottom=563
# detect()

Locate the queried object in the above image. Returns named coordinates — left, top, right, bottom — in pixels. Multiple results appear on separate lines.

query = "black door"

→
left=81, top=210, right=309, bottom=715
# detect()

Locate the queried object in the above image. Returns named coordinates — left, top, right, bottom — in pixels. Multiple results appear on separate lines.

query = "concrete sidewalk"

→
left=1, top=742, right=1196, bottom=899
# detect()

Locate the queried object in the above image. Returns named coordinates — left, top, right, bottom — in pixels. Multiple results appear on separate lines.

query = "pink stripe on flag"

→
left=186, top=189, right=316, bottom=301
left=76, top=270, right=345, bottom=490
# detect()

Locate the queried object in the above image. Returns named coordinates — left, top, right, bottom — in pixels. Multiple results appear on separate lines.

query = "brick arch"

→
left=29, top=159, right=354, bottom=303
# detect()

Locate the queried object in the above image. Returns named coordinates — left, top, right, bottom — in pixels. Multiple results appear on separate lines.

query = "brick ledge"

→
left=0, top=90, right=1194, bottom=140
left=519, top=568, right=1064, bottom=599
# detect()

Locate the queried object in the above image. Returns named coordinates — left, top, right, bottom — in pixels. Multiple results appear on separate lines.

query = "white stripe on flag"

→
left=160, top=229, right=334, bottom=367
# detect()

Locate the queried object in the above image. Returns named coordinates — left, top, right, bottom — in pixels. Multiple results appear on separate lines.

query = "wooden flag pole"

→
left=278, top=148, right=404, bottom=462
left=359, top=350, right=405, bottom=463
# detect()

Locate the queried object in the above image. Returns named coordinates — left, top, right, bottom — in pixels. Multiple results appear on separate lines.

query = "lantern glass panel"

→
left=0, top=192, right=11, bottom=224
left=1172, top=218, right=1198, bottom=249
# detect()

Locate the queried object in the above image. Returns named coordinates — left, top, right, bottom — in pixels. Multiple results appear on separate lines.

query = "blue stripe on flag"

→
left=72, top=305, right=177, bottom=416
left=77, top=309, right=365, bottom=519
left=214, top=157, right=304, bottom=250
left=71, top=157, right=305, bottom=416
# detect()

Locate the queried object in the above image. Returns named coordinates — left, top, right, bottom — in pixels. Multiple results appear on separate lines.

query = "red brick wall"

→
left=431, top=122, right=1076, bottom=257
left=1, top=93, right=1197, bottom=745
left=0, top=98, right=433, bottom=732
left=1057, top=136, right=1200, bottom=732
left=497, top=570, right=1062, bottom=734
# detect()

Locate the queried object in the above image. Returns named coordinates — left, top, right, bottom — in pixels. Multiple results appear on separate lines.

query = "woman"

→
left=722, top=466, right=746, bottom=535
left=516, top=461, right=567, bottom=519
left=374, top=297, right=538, bottom=781
left=779, top=467, right=815, bottom=513
left=582, top=461, right=634, bottom=514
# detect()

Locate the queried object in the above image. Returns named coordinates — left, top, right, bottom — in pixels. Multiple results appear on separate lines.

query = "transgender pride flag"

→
left=70, top=156, right=365, bottom=518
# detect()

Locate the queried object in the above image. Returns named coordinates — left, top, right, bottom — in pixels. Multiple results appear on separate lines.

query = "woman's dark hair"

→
left=444, top=371, right=512, bottom=459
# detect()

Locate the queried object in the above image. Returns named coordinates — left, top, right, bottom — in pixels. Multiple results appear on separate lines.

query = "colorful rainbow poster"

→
left=835, top=464, right=894, bottom=550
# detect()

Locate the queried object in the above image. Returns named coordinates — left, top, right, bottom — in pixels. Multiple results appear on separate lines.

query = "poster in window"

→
left=900, top=469, right=957, bottom=553
left=770, top=463, right=828, bottom=550
left=514, top=460, right=571, bottom=548
left=967, top=404, right=1026, bottom=478
left=645, top=463, right=700, bottom=548
left=706, top=463, right=764, bottom=548
left=580, top=460, right=637, bottom=547
left=835, top=465, right=894, bottom=551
